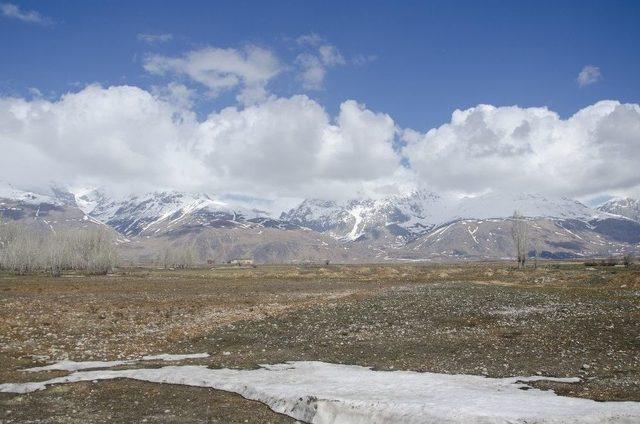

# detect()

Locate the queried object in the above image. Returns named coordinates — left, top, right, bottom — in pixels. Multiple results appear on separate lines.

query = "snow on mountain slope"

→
left=454, top=193, right=604, bottom=222
left=281, top=190, right=444, bottom=241
left=3, top=181, right=637, bottom=261
left=597, top=197, right=640, bottom=222
left=76, top=190, right=276, bottom=237
left=282, top=190, right=608, bottom=243
left=0, top=181, right=62, bottom=206
left=0, top=182, right=122, bottom=237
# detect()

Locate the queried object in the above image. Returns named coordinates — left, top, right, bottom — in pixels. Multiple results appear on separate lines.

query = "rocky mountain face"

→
left=0, top=181, right=111, bottom=235
left=282, top=190, right=640, bottom=261
left=72, top=188, right=343, bottom=264
left=281, top=191, right=443, bottom=242
left=281, top=191, right=604, bottom=242
left=597, top=198, right=640, bottom=223
left=75, top=190, right=280, bottom=237
left=1, top=181, right=638, bottom=263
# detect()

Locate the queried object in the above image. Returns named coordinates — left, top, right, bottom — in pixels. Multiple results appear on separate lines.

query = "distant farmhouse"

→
left=228, top=258, right=254, bottom=266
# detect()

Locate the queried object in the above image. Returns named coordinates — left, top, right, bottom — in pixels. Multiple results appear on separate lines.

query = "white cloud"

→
left=352, top=54, right=378, bottom=66
left=1, top=83, right=639, bottom=201
left=193, top=96, right=399, bottom=198
left=295, top=53, right=327, bottom=90
left=143, top=45, right=282, bottom=105
left=151, top=82, right=196, bottom=110
left=295, top=34, right=346, bottom=90
left=0, top=85, right=201, bottom=193
left=0, top=85, right=400, bottom=199
left=577, top=65, right=601, bottom=87
left=1, top=2, right=53, bottom=25
left=402, top=101, right=640, bottom=199
left=137, top=33, right=173, bottom=44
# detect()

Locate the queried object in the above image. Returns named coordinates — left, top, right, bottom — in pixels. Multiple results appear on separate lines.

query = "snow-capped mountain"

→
left=281, top=190, right=607, bottom=243
left=74, top=189, right=281, bottom=237
left=2, top=181, right=639, bottom=262
left=281, top=190, right=444, bottom=242
left=280, top=190, right=640, bottom=260
left=0, top=181, right=113, bottom=235
left=597, top=198, right=640, bottom=222
left=0, top=181, right=63, bottom=206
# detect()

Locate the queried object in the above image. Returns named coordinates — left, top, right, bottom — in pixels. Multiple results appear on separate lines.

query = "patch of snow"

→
left=467, top=225, right=479, bottom=244
left=3, top=361, right=640, bottom=423
left=142, top=353, right=210, bottom=361
left=346, top=205, right=365, bottom=241
left=25, top=360, right=129, bottom=372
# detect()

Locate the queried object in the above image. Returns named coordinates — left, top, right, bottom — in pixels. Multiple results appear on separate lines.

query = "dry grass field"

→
left=1, top=263, right=639, bottom=422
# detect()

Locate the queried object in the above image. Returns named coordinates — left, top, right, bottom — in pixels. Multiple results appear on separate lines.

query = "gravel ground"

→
left=1, top=263, right=639, bottom=422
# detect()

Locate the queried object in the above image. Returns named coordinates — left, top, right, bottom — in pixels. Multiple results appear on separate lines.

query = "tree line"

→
left=0, top=219, right=118, bottom=276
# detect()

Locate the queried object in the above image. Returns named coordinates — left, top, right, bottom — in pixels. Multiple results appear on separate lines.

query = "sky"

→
left=1, top=0, right=639, bottom=204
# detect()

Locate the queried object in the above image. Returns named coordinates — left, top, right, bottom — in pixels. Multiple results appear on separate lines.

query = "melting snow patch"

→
left=24, top=353, right=210, bottom=372
left=142, top=353, right=210, bottom=361
left=2, top=361, right=640, bottom=423
left=25, top=360, right=129, bottom=372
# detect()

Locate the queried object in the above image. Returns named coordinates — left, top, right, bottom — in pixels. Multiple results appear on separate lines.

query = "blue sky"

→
left=2, top=0, right=639, bottom=130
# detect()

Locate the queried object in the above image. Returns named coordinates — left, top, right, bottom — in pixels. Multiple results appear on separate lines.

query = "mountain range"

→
left=1, top=181, right=639, bottom=264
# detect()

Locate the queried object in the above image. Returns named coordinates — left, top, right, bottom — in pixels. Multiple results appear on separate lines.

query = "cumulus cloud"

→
left=295, top=34, right=346, bottom=90
left=1, top=83, right=639, bottom=201
left=137, top=33, right=173, bottom=44
left=0, top=85, right=201, bottom=193
left=577, top=65, right=601, bottom=87
left=402, top=101, right=640, bottom=198
left=1, top=2, right=53, bottom=25
left=143, top=45, right=282, bottom=105
left=0, top=85, right=401, bottom=199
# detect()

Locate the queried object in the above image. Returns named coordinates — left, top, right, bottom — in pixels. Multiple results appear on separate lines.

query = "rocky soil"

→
left=1, top=263, right=639, bottom=422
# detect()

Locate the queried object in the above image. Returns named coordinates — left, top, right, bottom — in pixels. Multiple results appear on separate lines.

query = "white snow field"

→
left=2, top=361, right=640, bottom=423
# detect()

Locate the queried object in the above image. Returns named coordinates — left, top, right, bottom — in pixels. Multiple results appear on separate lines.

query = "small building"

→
left=228, top=258, right=254, bottom=266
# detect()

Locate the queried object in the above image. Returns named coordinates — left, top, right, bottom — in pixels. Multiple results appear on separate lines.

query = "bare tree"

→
left=0, top=223, right=117, bottom=276
left=78, top=227, right=118, bottom=275
left=158, top=246, right=172, bottom=269
left=534, top=239, right=541, bottom=269
left=511, top=210, right=528, bottom=269
left=175, top=244, right=198, bottom=269
left=158, top=243, right=199, bottom=269
left=0, top=224, right=41, bottom=274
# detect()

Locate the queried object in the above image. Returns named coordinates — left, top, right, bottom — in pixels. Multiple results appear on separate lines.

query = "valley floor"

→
left=0, top=263, right=639, bottom=422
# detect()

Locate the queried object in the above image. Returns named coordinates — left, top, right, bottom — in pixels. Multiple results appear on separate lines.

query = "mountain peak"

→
left=597, top=197, right=640, bottom=222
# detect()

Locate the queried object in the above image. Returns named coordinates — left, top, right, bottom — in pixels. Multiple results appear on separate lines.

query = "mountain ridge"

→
left=1, top=182, right=638, bottom=263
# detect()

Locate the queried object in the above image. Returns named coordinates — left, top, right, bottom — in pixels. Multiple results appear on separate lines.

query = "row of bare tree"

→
left=157, top=245, right=198, bottom=269
left=0, top=220, right=118, bottom=276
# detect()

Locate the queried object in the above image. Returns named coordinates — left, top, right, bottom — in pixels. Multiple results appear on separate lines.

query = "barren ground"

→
left=1, top=263, right=639, bottom=423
